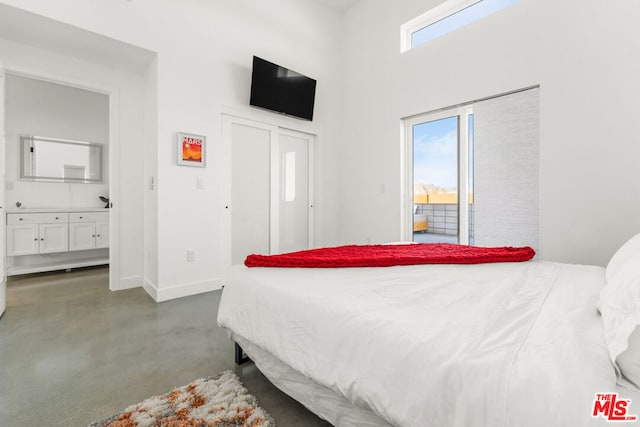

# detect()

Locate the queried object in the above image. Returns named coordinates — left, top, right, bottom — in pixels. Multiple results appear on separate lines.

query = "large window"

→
left=401, top=0, right=521, bottom=51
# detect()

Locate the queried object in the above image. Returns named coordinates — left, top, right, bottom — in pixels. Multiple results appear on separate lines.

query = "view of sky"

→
left=413, top=116, right=458, bottom=191
left=411, top=0, right=521, bottom=48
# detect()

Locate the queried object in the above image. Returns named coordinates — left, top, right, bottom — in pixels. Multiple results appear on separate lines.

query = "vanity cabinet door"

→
left=69, top=222, right=97, bottom=251
left=6, top=223, right=68, bottom=255
left=6, top=224, right=39, bottom=256
left=95, top=221, right=109, bottom=249
left=39, top=223, right=69, bottom=254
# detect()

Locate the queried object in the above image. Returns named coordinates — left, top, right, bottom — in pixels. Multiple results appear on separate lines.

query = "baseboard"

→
left=141, top=277, right=221, bottom=302
left=0, top=280, right=6, bottom=319
left=155, top=278, right=222, bottom=302
left=113, top=275, right=142, bottom=291
left=142, top=277, right=159, bottom=301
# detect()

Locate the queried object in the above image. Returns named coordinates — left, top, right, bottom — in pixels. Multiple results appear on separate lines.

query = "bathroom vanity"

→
left=5, top=208, right=109, bottom=276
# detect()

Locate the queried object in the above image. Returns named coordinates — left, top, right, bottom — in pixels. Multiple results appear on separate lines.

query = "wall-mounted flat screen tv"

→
left=250, top=56, right=316, bottom=121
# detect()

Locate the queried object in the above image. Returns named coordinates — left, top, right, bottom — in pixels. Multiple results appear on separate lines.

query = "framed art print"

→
left=177, top=132, right=206, bottom=167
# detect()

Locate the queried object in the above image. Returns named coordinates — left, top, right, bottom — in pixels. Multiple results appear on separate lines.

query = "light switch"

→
left=196, top=177, right=205, bottom=190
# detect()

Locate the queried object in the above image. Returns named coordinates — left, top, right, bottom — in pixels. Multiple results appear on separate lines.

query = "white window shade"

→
left=473, top=88, right=540, bottom=254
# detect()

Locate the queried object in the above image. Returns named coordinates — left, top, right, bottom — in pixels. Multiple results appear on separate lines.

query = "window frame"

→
left=400, top=0, right=482, bottom=52
left=401, top=106, right=473, bottom=244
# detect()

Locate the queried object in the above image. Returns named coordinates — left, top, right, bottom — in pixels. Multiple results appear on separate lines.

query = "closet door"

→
left=277, top=130, right=312, bottom=254
left=223, top=114, right=315, bottom=269
left=229, top=119, right=273, bottom=266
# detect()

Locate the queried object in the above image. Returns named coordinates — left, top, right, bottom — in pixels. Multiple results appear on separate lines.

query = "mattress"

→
left=217, top=261, right=640, bottom=426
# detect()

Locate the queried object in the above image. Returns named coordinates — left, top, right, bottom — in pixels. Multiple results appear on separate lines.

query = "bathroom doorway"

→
left=3, top=72, right=117, bottom=293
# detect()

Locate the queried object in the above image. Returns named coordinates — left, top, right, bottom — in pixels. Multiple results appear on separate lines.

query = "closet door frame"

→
left=221, top=114, right=315, bottom=277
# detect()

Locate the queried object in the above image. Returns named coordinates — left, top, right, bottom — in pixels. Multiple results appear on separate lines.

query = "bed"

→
left=217, top=241, right=640, bottom=426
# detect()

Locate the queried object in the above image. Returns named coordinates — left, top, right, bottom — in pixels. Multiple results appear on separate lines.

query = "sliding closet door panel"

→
left=231, top=122, right=271, bottom=265
left=278, top=132, right=309, bottom=254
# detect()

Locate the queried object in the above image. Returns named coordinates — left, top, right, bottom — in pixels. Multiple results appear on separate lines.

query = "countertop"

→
left=6, top=207, right=109, bottom=214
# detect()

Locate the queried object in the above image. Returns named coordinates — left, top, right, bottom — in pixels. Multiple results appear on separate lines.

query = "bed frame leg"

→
left=234, top=342, right=250, bottom=365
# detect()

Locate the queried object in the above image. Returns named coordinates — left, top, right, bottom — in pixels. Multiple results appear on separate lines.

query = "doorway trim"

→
left=0, top=61, right=6, bottom=317
left=2, top=66, right=120, bottom=291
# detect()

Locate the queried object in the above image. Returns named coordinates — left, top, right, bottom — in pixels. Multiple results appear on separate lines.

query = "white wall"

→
left=0, top=0, right=342, bottom=300
left=340, top=0, right=640, bottom=266
left=3, top=0, right=638, bottom=282
left=5, top=74, right=109, bottom=209
left=143, top=58, right=158, bottom=290
left=151, top=0, right=341, bottom=299
left=0, top=37, right=146, bottom=289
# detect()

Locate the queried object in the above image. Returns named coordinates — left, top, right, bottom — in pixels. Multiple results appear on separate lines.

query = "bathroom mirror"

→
left=20, top=136, right=105, bottom=183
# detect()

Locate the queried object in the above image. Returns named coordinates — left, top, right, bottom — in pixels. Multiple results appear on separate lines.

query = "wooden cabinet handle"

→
left=40, top=238, right=44, bottom=241
left=19, top=218, right=23, bottom=221
left=79, top=216, right=83, bottom=219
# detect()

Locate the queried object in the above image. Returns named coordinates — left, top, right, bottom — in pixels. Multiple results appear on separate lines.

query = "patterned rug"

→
left=89, top=371, right=275, bottom=427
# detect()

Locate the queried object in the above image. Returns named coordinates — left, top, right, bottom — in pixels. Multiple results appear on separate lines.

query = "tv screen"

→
left=250, top=56, right=316, bottom=121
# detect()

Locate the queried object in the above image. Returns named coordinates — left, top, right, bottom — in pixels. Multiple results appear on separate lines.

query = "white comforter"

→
left=217, top=261, right=638, bottom=427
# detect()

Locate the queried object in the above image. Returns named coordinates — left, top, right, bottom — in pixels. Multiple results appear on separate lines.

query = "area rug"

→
left=89, top=371, right=275, bottom=427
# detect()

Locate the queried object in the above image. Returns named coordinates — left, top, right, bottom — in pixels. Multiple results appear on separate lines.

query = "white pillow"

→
left=606, top=232, right=640, bottom=282
left=617, top=326, right=640, bottom=390
left=598, top=248, right=640, bottom=391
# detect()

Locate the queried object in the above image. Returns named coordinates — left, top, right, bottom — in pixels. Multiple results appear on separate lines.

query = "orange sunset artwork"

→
left=182, top=136, right=203, bottom=162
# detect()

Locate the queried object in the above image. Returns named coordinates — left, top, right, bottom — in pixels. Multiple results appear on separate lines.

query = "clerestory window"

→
left=401, top=0, right=521, bottom=52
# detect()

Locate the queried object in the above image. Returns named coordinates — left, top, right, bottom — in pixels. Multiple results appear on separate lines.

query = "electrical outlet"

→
left=187, top=250, right=195, bottom=262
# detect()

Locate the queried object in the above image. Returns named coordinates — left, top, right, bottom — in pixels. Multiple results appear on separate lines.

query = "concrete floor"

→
left=0, top=267, right=331, bottom=427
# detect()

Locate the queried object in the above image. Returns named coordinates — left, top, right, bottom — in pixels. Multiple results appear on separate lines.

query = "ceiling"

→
left=312, top=0, right=360, bottom=12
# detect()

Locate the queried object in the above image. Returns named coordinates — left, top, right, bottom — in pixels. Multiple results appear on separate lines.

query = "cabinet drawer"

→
left=7, top=212, right=69, bottom=225
left=69, top=212, right=109, bottom=223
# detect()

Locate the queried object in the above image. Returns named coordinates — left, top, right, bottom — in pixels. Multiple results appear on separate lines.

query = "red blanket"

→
left=244, top=243, right=535, bottom=268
